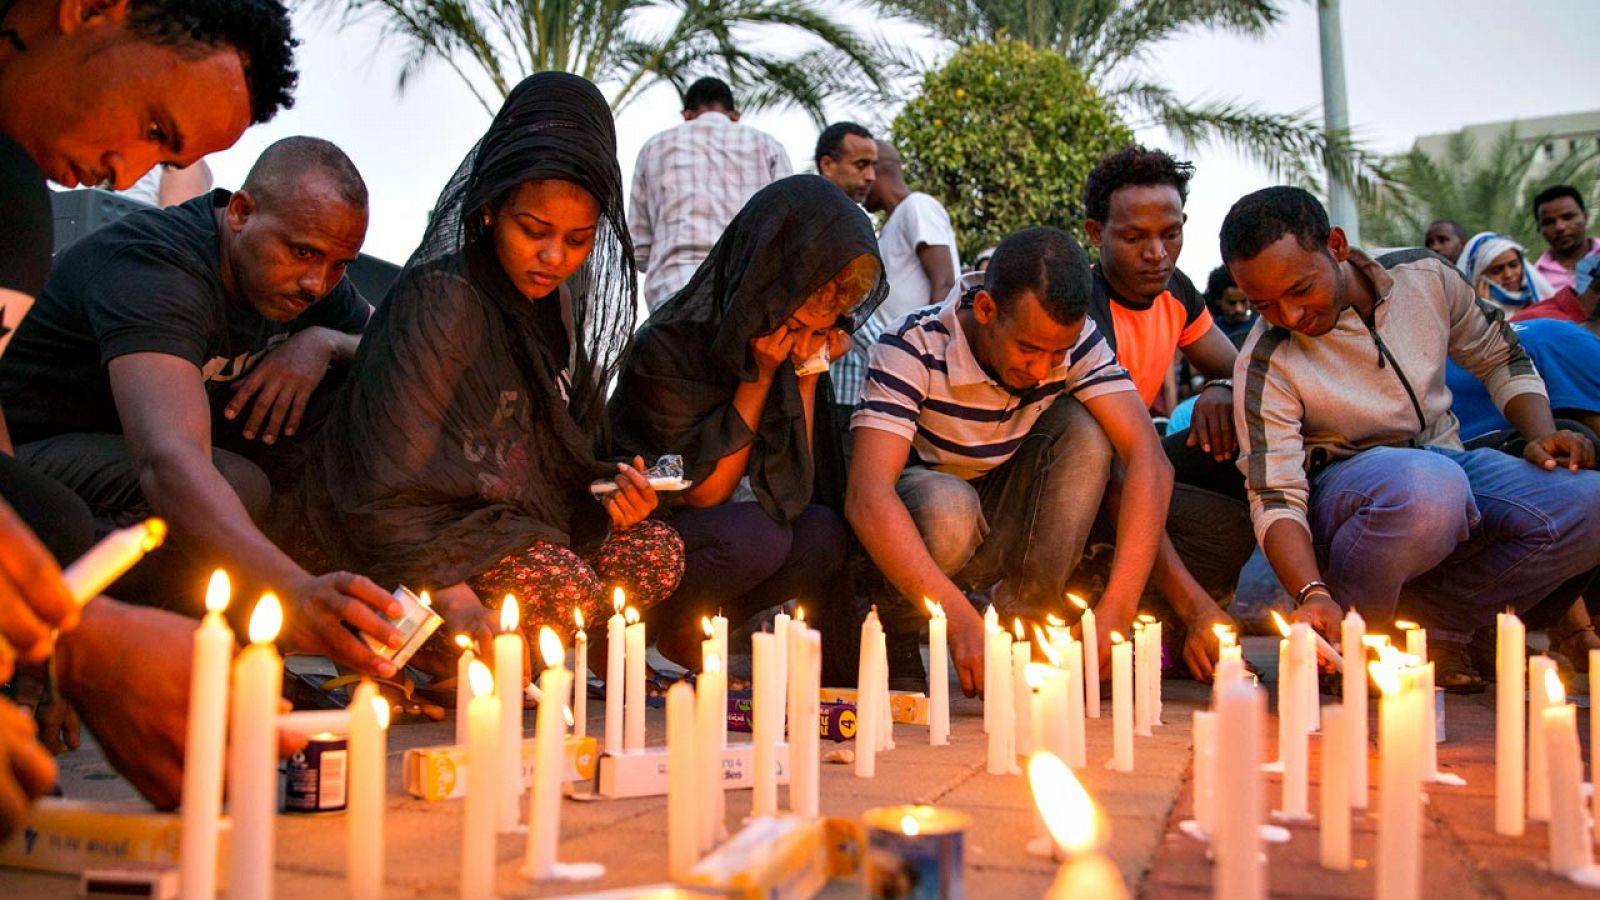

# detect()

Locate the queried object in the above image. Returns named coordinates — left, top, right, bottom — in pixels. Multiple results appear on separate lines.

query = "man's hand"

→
left=223, top=328, right=341, bottom=445
left=280, top=572, right=404, bottom=679
left=749, top=328, right=797, bottom=376
left=1187, top=384, right=1238, bottom=461
left=0, top=699, right=55, bottom=840
left=1090, top=605, right=1136, bottom=681
left=1181, top=606, right=1236, bottom=683
left=0, top=498, right=78, bottom=680
left=1525, top=429, right=1596, bottom=472
left=1290, top=592, right=1343, bottom=645
left=603, top=457, right=660, bottom=530
left=947, top=603, right=986, bottom=697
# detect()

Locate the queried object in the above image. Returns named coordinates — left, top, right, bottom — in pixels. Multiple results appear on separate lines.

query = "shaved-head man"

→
left=0, top=136, right=409, bottom=685
left=1424, top=220, right=1467, bottom=264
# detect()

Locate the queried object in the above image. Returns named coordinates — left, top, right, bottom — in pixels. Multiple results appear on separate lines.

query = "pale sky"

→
left=205, top=0, right=1600, bottom=286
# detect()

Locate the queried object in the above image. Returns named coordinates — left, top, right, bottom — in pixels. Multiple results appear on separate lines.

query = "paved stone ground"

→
left=3, top=636, right=1599, bottom=897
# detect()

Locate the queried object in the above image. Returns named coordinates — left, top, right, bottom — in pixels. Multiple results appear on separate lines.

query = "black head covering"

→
left=293, top=73, right=635, bottom=586
left=609, top=175, right=886, bottom=523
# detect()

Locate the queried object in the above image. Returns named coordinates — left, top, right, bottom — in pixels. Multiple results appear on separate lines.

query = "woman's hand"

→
left=825, top=328, right=851, bottom=363
left=750, top=328, right=796, bottom=376
left=605, top=457, right=660, bottom=529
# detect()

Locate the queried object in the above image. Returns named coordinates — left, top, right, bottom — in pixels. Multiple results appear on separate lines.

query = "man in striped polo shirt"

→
left=1225, top=187, right=1600, bottom=678
left=846, top=227, right=1173, bottom=693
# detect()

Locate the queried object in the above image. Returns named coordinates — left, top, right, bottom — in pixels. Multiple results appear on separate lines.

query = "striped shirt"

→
left=851, top=297, right=1135, bottom=480
left=628, top=112, right=792, bottom=311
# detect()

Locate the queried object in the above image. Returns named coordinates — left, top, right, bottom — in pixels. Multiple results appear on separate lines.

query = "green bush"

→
left=891, top=39, right=1133, bottom=260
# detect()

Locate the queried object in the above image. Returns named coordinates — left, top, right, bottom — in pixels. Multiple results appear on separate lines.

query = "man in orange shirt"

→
left=1079, top=146, right=1255, bottom=681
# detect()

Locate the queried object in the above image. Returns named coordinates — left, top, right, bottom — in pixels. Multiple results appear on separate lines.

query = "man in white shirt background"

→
left=628, top=77, right=792, bottom=311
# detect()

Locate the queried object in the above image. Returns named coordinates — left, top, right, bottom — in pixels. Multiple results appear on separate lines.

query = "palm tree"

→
left=1359, top=127, right=1600, bottom=251
left=323, top=0, right=887, bottom=123
left=874, top=0, right=1379, bottom=185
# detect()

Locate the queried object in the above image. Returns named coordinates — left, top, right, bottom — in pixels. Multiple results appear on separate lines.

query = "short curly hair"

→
left=1081, top=145, right=1194, bottom=223
left=1219, top=186, right=1330, bottom=264
left=126, top=0, right=298, bottom=125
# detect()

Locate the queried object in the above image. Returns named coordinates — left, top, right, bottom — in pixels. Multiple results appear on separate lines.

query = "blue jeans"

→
left=1308, top=445, right=1600, bottom=643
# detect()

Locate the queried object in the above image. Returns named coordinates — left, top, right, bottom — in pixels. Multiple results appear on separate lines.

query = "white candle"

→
left=1107, top=632, right=1132, bottom=773
left=1192, top=710, right=1216, bottom=838
left=1035, top=662, right=1070, bottom=769
left=494, top=596, right=525, bottom=833
left=61, top=517, right=166, bottom=604
left=1214, top=678, right=1266, bottom=900
left=624, top=606, right=645, bottom=751
left=1064, top=638, right=1086, bottom=769
left=453, top=636, right=475, bottom=747
left=1374, top=658, right=1422, bottom=900
left=876, top=627, right=893, bottom=751
left=1029, top=752, right=1131, bottom=900
left=791, top=625, right=822, bottom=817
left=1133, top=623, right=1152, bottom=737
left=751, top=631, right=778, bottom=816
left=787, top=609, right=808, bottom=812
left=606, top=589, right=625, bottom=754
left=773, top=611, right=790, bottom=740
left=1495, top=613, right=1526, bottom=835
left=666, top=680, right=696, bottom=879
left=1298, top=619, right=1319, bottom=733
left=573, top=608, right=588, bottom=739
left=926, top=600, right=949, bottom=746
left=1341, top=611, right=1368, bottom=811
left=347, top=680, right=389, bottom=900
left=987, top=622, right=1013, bottom=775
left=1542, top=670, right=1592, bottom=875
left=178, top=571, right=232, bottom=900
left=1012, top=621, right=1032, bottom=757
left=1528, top=655, right=1557, bottom=822
left=1069, top=594, right=1099, bottom=719
left=1276, top=625, right=1312, bottom=820
left=983, top=604, right=999, bottom=731
left=696, top=648, right=726, bottom=851
left=1320, top=704, right=1350, bottom=870
left=712, top=612, right=729, bottom=680
left=523, top=628, right=572, bottom=879
left=857, top=611, right=883, bottom=778
left=460, top=661, right=498, bottom=900
left=226, top=594, right=283, bottom=900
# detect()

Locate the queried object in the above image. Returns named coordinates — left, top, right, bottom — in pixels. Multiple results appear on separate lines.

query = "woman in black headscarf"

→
left=291, top=72, right=683, bottom=654
left=609, top=175, right=884, bottom=667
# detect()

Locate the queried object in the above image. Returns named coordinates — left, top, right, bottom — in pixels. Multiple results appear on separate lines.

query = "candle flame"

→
left=454, top=633, right=472, bottom=652
left=468, top=659, right=494, bottom=697
left=1395, top=620, right=1419, bottom=631
left=1024, top=662, right=1052, bottom=689
left=418, top=590, right=432, bottom=609
left=702, top=616, right=714, bottom=638
left=924, top=597, right=944, bottom=619
left=705, top=651, right=722, bottom=675
left=1136, top=613, right=1156, bottom=624
left=1028, top=751, right=1099, bottom=854
left=1368, top=660, right=1401, bottom=695
left=539, top=626, right=564, bottom=668
left=1211, top=623, right=1233, bottom=640
left=140, top=518, right=168, bottom=551
left=574, top=606, right=585, bottom=630
left=1046, top=613, right=1065, bottom=628
left=1013, top=618, right=1024, bottom=641
left=248, top=593, right=282, bottom=644
left=1545, top=667, right=1565, bottom=705
left=613, top=587, right=625, bottom=614
left=500, top=595, right=519, bottom=632
left=372, top=695, right=391, bottom=730
left=625, top=606, right=640, bottom=625
left=1362, top=635, right=1390, bottom=649
left=1110, top=631, right=1124, bottom=644
left=204, top=569, right=230, bottom=614
left=1270, top=609, right=1291, bottom=637
left=901, top=814, right=921, bottom=836
left=795, top=606, right=805, bottom=623
left=1066, top=593, right=1087, bottom=611
left=1034, top=627, right=1062, bottom=666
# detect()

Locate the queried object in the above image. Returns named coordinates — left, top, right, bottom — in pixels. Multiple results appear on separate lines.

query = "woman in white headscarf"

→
left=1458, top=231, right=1555, bottom=314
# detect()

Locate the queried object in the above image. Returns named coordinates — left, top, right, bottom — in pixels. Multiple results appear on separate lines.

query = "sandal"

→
left=1429, top=638, right=1487, bottom=695
left=1550, top=623, right=1600, bottom=674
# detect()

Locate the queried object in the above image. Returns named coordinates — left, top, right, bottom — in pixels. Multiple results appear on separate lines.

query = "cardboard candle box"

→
left=684, top=815, right=832, bottom=900
left=404, top=734, right=597, bottom=801
left=727, top=698, right=855, bottom=742
left=597, top=742, right=789, bottom=799
left=0, top=798, right=230, bottom=876
left=817, top=688, right=930, bottom=726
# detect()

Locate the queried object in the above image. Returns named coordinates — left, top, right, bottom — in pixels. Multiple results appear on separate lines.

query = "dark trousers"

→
left=0, top=451, right=96, bottom=566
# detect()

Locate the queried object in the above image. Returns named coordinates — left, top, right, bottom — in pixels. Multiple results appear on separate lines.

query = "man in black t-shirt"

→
left=0, top=137, right=406, bottom=677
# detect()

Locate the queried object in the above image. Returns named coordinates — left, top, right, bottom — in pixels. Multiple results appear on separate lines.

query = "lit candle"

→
left=1107, top=632, right=1132, bottom=773
left=523, top=628, right=572, bottom=879
left=1012, top=619, right=1032, bottom=756
left=1133, top=621, right=1152, bottom=737
left=1496, top=612, right=1526, bottom=835
left=791, top=624, right=822, bottom=817
left=1032, top=628, right=1072, bottom=767
left=460, top=661, right=498, bottom=900
left=494, top=596, right=525, bottom=833
left=926, top=600, right=949, bottom=746
left=453, top=635, right=475, bottom=747
left=1069, top=594, right=1099, bottom=718
left=1136, top=613, right=1162, bottom=728
left=666, top=680, right=696, bottom=879
left=751, top=631, right=778, bottom=816
left=696, top=648, right=726, bottom=851
left=787, top=608, right=809, bottom=812
left=606, top=589, right=625, bottom=754
left=1542, top=668, right=1593, bottom=876
left=61, top=517, right=166, bottom=604
left=983, top=604, right=1000, bottom=732
left=1373, top=654, right=1422, bottom=900
left=1275, top=623, right=1312, bottom=821
left=987, top=619, right=1014, bottom=775
left=1213, top=676, right=1266, bottom=900
left=226, top=594, right=283, bottom=900
left=1341, top=611, right=1368, bottom=811
left=1397, top=622, right=1444, bottom=781
left=712, top=611, right=729, bottom=679
left=1320, top=704, right=1350, bottom=870
left=178, top=570, right=232, bottom=900
left=1528, top=655, right=1557, bottom=823
left=1028, top=751, right=1130, bottom=900
left=857, top=610, right=883, bottom=778
left=1064, top=638, right=1086, bottom=769
left=347, top=681, right=389, bottom=900
left=876, top=625, right=893, bottom=751
left=1190, top=710, right=1216, bottom=839
left=573, top=607, right=588, bottom=739
left=624, top=606, right=645, bottom=751
left=772, top=610, right=790, bottom=740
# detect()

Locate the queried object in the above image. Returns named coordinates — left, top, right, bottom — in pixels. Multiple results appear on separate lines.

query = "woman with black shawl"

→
left=290, top=72, right=683, bottom=658
left=609, top=175, right=884, bottom=668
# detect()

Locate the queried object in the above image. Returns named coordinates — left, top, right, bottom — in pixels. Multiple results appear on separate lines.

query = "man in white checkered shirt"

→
left=629, top=77, right=792, bottom=311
